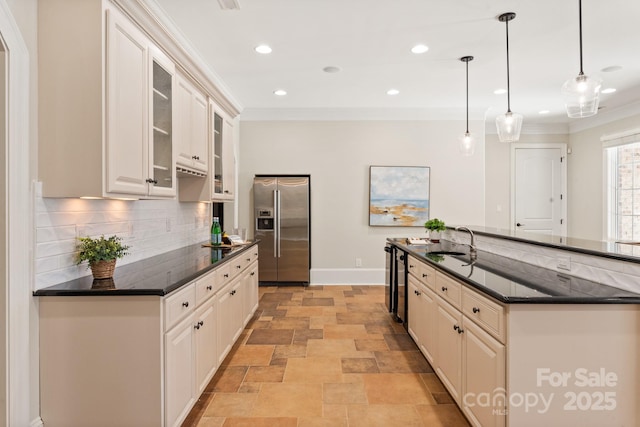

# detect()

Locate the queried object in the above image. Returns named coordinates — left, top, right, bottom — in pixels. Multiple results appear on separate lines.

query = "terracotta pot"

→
left=90, top=259, right=117, bottom=279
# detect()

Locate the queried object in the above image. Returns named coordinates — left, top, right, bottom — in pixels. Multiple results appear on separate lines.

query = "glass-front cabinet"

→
left=149, top=47, right=176, bottom=197
left=212, top=104, right=235, bottom=201
left=213, top=112, right=224, bottom=196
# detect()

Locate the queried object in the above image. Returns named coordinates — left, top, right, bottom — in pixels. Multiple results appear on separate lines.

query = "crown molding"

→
left=240, top=107, right=487, bottom=122
left=568, top=100, right=640, bottom=134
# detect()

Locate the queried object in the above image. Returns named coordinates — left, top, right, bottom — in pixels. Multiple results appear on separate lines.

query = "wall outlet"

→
left=128, top=223, right=135, bottom=238
left=166, top=218, right=172, bottom=232
left=355, top=258, right=362, bottom=267
left=557, top=256, right=571, bottom=271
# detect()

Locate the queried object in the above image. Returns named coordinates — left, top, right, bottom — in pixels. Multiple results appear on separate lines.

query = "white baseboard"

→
left=310, top=268, right=385, bottom=285
left=31, top=417, right=44, bottom=427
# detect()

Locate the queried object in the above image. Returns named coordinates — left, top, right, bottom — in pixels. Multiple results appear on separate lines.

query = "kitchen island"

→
left=34, top=241, right=259, bottom=427
left=389, top=229, right=640, bottom=427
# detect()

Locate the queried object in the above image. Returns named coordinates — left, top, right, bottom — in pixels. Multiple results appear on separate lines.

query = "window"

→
left=605, top=139, right=640, bottom=241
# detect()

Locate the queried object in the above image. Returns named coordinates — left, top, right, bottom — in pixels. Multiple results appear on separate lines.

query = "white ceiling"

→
left=149, top=0, right=640, bottom=125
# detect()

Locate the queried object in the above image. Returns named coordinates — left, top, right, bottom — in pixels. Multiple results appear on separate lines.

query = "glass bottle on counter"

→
left=211, top=217, right=222, bottom=246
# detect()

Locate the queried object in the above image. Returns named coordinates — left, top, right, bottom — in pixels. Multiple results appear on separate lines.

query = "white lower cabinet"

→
left=407, top=258, right=506, bottom=427
left=462, top=318, right=505, bottom=427
left=164, top=249, right=259, bottom=427
left=39, top=245, right=258, bottom=427
left=408, top=275, right=436, bottom=365
left=244, top=261, right=259, bottom=324
left=165, top=313, right=196, bottom=427
left=435, top=296, right=464, bottom=404
left=195, top=296, right=218, bottom=394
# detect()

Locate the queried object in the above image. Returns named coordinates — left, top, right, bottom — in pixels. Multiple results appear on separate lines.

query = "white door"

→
left=512, top=145, right=567, bottom=235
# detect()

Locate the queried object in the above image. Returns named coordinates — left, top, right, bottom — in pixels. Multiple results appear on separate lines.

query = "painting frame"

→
left=368, top=165, right=430, bottom=227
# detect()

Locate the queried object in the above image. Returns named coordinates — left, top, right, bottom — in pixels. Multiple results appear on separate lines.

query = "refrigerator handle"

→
left=273, top=190, right=278, bottom=258
left=276, top=189, right=282, bottom=257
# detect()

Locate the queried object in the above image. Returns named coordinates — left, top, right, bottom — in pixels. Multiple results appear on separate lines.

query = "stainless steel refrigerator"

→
left=253, top=175, right=310, bottom=284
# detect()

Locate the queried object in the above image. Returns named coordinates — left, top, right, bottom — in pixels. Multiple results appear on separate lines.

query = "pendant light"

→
left=495, top=12, right=522, bottom=143
left=459, top=56, right=475, bottom=156
left=561, top=0, right=602, bottom=118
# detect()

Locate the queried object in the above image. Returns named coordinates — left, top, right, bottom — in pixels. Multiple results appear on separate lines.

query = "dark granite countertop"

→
left=33, top=241, right=259, bottom=297
left=390, top=238, right=640, bottom=304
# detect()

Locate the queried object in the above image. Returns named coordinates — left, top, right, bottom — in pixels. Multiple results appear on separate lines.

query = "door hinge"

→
left=560, top=156, right=564, bottom=163
left=560, top=219, right=564, bottom=225
left=560, top=194, right=563, bottom=200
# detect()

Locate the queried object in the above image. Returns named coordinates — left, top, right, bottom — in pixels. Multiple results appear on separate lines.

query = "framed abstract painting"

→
left=369, top=166, right=430, bottom=226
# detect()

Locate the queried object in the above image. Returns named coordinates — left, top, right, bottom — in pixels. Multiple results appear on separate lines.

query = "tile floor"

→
left=182, top=285, right=470, bottom=427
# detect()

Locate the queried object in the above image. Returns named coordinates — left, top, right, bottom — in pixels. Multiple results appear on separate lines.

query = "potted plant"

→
left=76, top=235, right=130, bottom=279
left=424, top=218, right=446, bottom=242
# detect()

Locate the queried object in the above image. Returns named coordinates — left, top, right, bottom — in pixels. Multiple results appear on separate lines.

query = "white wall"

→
left=568, top=112, right=640, bottom=240
left=238, top=120, right=485, bottom=283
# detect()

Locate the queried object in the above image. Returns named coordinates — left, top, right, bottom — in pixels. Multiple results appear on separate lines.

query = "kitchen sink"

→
left=428, top=251, right=466, bottom=256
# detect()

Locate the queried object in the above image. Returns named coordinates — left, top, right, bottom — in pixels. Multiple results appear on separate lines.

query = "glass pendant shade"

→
left=459, top=132, right=475, bottom=156
left=562, top=73, right=602, bottom=118
left=496, top=12, right=522, bottom=143
left=495, top=110, right=523, bottom=143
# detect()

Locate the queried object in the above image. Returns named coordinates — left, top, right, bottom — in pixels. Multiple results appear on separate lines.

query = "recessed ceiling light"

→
left=494, top=88, right=507, bottom=95
left=323, top=66, right=342, bottom=73
left=539, top=110, right=550, bottom=115
left=601, top=88, right=617, bottom=94
left=255, top=45, right=272, bottom=54
left=273, top=89, right=287, bottom=96
left=387, top=89, right=400, bottom=96
left=601, top=65, right=622, bottom=73
left=411, top=44, right=429, bottom=54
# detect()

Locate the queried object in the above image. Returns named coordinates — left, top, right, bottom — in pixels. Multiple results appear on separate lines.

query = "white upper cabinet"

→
left=38, top=2, right=176, bottom=198
left=212, top=105, right=235, bottom=201
left=175, top=73, right=208, bottom=174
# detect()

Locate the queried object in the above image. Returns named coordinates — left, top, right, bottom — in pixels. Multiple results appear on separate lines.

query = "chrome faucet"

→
left=456, top=226, right=477, bottom=260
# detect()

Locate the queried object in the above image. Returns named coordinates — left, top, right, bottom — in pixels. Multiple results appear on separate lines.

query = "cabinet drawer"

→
left=216, top=263, right=232, bottom=287
left=435, top=272, right=462, bottom=309
left=228, top=257, right=244, bottom=279
left=407, top=255, right=423, bottom=279
left=243, top=246, right=259, bottom=266
left=195, top=269, right=217, bottom=306
left=462, top=287, right=506, bottom=343
left=164, top=283, right=196, bottom=331
left=408, top=256, right=436, bottom=290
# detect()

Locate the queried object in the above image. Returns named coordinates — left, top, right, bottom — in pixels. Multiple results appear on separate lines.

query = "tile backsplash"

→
left=35, top=196, right=211, bottom=290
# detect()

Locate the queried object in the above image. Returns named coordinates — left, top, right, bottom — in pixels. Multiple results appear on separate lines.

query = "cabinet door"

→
left=243, top=262, right=259, bottom=325
left=217, top=279, right=242, bottom=364
left=106, top=8, right=149, bottom=195
left=175, top=76, right=195, bottom=168
left=462, top=319, right=506, bottom=427
left=221, top=118, right=235, bottom=198
left=195, top=297, right=218, bottom=395
left=175, top=75, right=208, bottom=173
left=435, top=297, right=463, bottom=404
left=407, top=276, right=423, bottom=345
left=191, top=90, right=208, bottom=172
left=212, top=111, right=224, bottom=198
left=165, top=315, right=195, bottom=427
left=419, top=286, right=437, bottom=366
left=149, top=46, right=177, bottom=197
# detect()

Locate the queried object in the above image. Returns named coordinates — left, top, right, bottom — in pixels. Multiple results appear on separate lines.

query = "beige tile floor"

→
left=182, top=285, right=470, bottom=427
